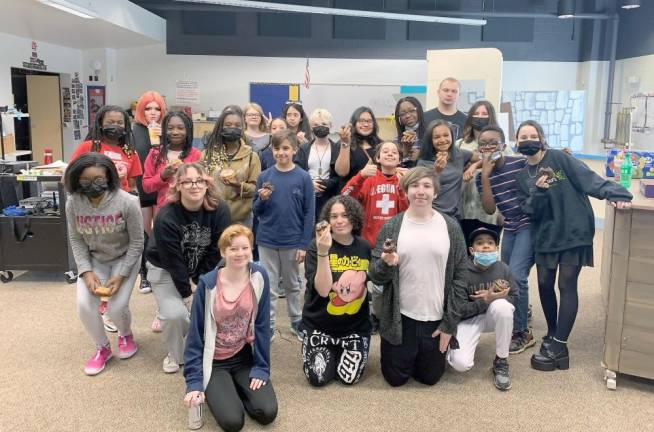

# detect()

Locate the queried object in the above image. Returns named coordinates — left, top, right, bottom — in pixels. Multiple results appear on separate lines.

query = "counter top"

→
left=625, top=179, right=654, bottom=211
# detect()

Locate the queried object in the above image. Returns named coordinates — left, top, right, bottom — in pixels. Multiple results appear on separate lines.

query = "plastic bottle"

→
left=44, top=148, right=53, bottom=165
left=620, top=151, right=633, bottom=189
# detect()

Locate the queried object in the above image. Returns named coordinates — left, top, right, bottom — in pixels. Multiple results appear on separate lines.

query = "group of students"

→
left=64, top=78, right=633, bottom=431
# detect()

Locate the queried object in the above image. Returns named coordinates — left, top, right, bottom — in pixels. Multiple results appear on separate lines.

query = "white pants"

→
left=77, top=257, right=140, bottom=348
left=148, top=263, right=190, bottom=364
left=448, top=299, right=514, bottom=372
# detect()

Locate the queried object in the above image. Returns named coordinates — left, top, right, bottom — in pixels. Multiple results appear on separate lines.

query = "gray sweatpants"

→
left=258, top=246, right=302, bottom=328
left=148, top=263, right=190, bottom=364
left=77, top=257, right=140, bottom=348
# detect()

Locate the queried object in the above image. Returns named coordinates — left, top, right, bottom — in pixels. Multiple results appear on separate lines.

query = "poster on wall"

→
left=87, top=85, right=106, bottom=126
left=176, top=80, right=199, bottom=105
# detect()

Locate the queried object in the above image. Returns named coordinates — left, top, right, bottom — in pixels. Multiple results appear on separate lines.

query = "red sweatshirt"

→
left=342, top=170, right=408, bottom=248
left=142, top=147, right=202, bottom=208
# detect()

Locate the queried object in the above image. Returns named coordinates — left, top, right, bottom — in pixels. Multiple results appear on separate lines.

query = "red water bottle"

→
left=44, top=148, right=53, bottom=165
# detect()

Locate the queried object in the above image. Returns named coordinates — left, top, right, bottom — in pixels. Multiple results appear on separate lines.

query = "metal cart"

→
left=0, top=174, right=76, bottom=283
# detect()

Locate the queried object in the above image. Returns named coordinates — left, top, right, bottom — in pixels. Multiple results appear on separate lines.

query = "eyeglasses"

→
left=179, top=179, right=207, bottom=189
left=79, top=177, right=107, bottom=187
left=398, top=108, right=418, bottom=117
left=246, top=113, right=261, bottom=118
left=357, top=119, right=374, bottom=125
left=478, top=141, right=504, bottom=148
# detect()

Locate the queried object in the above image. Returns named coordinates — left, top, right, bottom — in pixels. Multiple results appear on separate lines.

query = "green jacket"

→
left=368, top=211, right=469, bottom=345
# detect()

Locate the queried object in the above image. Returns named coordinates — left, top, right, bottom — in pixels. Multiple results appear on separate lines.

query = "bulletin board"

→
left=249, top=83, right=300, bottom=119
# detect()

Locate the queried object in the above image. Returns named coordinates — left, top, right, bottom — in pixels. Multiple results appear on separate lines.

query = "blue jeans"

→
left=501, top=228, right=534, bottom=333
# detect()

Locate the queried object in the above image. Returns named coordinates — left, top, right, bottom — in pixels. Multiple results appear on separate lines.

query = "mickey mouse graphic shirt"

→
left=302, top=236, right=372, bottom=337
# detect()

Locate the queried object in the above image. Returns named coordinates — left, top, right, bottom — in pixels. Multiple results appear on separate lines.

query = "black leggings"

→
left=205, top=346, right=278, bottom=432
left=536, top=264, right=582, bottom=342
left=140, top=231, right=149, bottom=278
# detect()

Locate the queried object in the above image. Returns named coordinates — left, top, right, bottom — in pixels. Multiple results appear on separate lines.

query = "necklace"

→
left=314, top=142, right=330, bottom=176
left=526, top=150, right=547, bottom=178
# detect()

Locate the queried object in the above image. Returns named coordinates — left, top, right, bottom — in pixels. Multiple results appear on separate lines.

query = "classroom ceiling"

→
left=0, top=0, right=162, bottom=49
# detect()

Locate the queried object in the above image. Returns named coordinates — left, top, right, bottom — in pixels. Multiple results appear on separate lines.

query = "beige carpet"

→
left=1, top=233, right=653, bottom=432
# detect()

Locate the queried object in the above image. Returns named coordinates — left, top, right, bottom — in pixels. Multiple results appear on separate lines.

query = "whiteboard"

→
left=300, top=84, right=401, bottom=127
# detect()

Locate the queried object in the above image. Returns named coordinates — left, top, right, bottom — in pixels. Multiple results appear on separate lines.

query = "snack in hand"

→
left=262, top=181, right=275, bottom=192
left=492, top=279, right=510, bottom=293
left=538, top=167, right=555, bottom=180
left=315, top=220, right=330, bottom=234
left=219, top=168, right=236, bottom=183
left=95, top=286, right=112, bottom=297
left=382, top=238, right=397, bottom=254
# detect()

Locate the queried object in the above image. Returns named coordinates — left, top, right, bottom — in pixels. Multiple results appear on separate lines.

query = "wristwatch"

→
left=340, top=142, right=351, bottom=149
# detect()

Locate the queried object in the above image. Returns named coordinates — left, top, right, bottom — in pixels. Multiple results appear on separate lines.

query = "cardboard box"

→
left=606, top=149, right=654, bottom=179
left=640, top=180, right=654, bottom=198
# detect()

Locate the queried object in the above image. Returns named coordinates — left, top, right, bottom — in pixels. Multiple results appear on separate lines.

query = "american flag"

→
left=304, top=58, right=310, bottom=90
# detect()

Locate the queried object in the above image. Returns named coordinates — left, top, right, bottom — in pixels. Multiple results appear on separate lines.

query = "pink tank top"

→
left=213, top=273, right=255, bottom=360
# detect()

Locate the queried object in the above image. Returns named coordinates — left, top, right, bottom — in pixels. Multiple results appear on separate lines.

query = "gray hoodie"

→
left=66, top=190, right=144, bottom=277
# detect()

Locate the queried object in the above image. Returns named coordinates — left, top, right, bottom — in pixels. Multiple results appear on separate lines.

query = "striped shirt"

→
left=476, top=156, right=530, bottom=232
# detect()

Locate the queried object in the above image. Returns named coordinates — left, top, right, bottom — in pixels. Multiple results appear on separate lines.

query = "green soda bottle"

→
left=620, top=151, right=632, bottom=189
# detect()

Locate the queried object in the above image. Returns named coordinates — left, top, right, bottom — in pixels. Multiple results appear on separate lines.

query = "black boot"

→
left=531, top=338, right=569, bottom=371
left=540, top=335, right=553, bottom=355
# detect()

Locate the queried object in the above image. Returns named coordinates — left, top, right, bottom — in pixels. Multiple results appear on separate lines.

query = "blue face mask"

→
left=473, top=251, right=499, bottom=267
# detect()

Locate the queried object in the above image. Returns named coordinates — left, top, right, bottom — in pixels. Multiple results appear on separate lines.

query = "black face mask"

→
left=517, top=140, right=543, bottom=156
left=101, top=125, right=126, bottom=142
left=220, top=127, right=242, bottom=142
left=80, top=183, right=108, bottom=199
left=471, top=117, right=490, bottom=131
left=312, top=126, right=330, bottom=138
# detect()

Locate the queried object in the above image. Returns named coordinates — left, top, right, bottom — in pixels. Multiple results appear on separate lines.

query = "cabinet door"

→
left=27, top=75, right=63, bottom=162
left=0, top=217, right=69, bottom=271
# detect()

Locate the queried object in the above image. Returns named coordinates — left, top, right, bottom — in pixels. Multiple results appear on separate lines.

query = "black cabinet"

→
left=0, top=174, right=75, bottom=282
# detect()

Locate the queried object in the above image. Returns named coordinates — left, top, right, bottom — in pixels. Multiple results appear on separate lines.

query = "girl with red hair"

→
left=133, top=91, right=167, bottom=295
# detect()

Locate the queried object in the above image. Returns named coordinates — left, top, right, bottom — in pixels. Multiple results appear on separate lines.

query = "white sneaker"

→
left=102, top=313, right=118, bottom=333
left=163, top=354, right=180, bottom=373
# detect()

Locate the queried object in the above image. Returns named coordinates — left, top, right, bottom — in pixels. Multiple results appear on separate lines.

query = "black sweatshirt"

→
left=516, top=149, right=632, bottom=254
left=146, top=200, right=231, bottom=297
left=458, top=260, right=517, bottom=321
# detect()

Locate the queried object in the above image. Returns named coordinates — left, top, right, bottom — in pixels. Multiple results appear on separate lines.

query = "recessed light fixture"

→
left=175, top=0, right=487, bottom=26
left=621, top=0, right=641, bottom=9
left=557, top=0, right=576, bottom=18
left=37, top=0, right=98, bottom=19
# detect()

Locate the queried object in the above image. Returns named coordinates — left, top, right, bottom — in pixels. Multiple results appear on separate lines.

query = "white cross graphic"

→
left=376, top=193, right=395, bottom=215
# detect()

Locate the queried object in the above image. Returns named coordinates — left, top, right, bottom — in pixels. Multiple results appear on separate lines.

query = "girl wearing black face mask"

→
left=457, top=100, right=502, bottom=243
left=515, top=120, right=633, bottom=372
left=203, top=105, right=261, bottom=226
left=70, top=105, right=141, bottom=194
left=64, top=153, right=144, bottom=376
left=294, top=108, right=341, bottom=218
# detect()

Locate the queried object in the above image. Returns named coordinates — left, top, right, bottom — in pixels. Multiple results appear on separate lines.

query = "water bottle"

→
left=620, top=151, right=632, bottom=189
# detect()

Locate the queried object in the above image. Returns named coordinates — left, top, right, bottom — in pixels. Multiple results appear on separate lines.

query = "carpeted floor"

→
left=1, top=233, right=653, bottom=432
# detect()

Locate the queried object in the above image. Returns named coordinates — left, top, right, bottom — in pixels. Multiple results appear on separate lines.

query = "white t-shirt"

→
left=307, top=143, right=331, bottom=180
left=398, top=211, right=450, bottom=321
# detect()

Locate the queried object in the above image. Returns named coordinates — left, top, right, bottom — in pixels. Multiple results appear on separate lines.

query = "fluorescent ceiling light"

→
left=175, top=0, right=487, bottom=26
left=621, top=0, right=640, bottom=9
left=37, top=0, right=98, bottom=19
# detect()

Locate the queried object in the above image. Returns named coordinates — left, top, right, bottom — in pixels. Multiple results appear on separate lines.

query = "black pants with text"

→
left=301, top=328, right=370, bottom=386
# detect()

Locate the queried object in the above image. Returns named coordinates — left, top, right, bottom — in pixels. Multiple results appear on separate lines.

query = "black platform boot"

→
left=531, top=338, right=569, bottom=371
left=540, top=335, right=553, bottom=355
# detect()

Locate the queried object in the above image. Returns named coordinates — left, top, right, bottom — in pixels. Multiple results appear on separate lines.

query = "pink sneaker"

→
left=151, top=316, right=162, bottom=333
left=84, top=346, right=113, bottom=376
left=117, top=334, right=138, bottom=359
